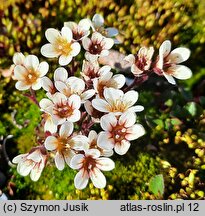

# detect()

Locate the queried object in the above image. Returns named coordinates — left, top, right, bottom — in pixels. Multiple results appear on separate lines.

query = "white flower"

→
left=70, top=149, right=115, bottom=189
left=64, top=18, right=91, bottom=41
left=55, top=76, right=95, bottom=103
left=12, top=147, right=47, bottom=181
left=42, top=113, right=57, bottom=134
left=44, top=122, right=88, bottom=170
left=13, top=54, right=49, bottom=91
left=81, top=60, right=110, bottom=82
left=41, top=27, right=81, bottom=66
left=98, top=112, right=145, bottom=155
left=93, top=70, right=126, bottom=98
left=82, top=32, right=114, bottom=62
left=87, top=130, right=113, bottom=157
left=91, top=14, right=119, bottom=44
left=124, top=47, right=154, bottom=75
left=92, top=87, right=144, bottom=115
left=155, top=40, right=192, bottom=85
left=39, top=92, right=81, bottom=125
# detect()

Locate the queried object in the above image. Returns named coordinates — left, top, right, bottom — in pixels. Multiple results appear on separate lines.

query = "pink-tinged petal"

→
left=85, top=52, right=98, bottom=62
left=86, top=149, right=101, bottom=158
left=55, top=152, right=65, bottom=170
left=52, top=92, right=67, bottom=104
left=171, top=65, right=192, bottom=80
left=27, top=150, right=41, bottom=162
left=41, top=77, right=53, bottom=92
left=44, top=116, right=57, bottom=133
left=52, top=114, right=66, bottom=125
left=88, top=130, right=98, bottom=141
left=114, top=140, right=130, bottom=155
left=119, top=111, right=136, bottom=127
left=96, top=158, right=115, bottom=171
left=104, top=88, right=123, bottom=104
left=128, top=105, right=144, bottom=113
left=15, top=81, right=30, bottom=90
left=30, top=162, right=44, bottom=181
left=131, top=65, right=143, bottom=75
left=38, top=61, right=49, bottom=77
left=124, top=90, right=139, bottom=107
left=59, top=55, right=72, bottom=66
left=92, top=32, right=103, bottom=42
left=44, top=136, right=58, bottom=151
left=82, top=37, right=91, bottom=50
left=81, top=89, right=95, bottom=102
left=112, top=74, right=126, bottom=88
left=92, top=14, right=104, bottom=28
left=61, top=27, right=73, bottom=42
left=31, top=79, right=42, bottom=90
left=92, top=98, right=110, bottom=113
left=45, top=28, right=60, bottom=43
left=74, top=169, right=89, bottom=189
left=102, top=38, right=114, bottom=50
left=13, top=52, right=25, bottom=65
left=54, top=67, right=68, bottom=82
left=106, top=27, right=119, bottom=37
left=64, top=21, right=77, bottom=30
left=14, top=65, right=27, bottom=80
left=157, top=53, right=164, bottom=70
left=41, top=44, right=59, bottom=58
left=99, top=65, right=111, bottom=76
left=59, top=121, right=73, bottom=138
left=70, top=154, right=84, bottom=169
left=39, top=98, right=53, bottom=112
left=68, top=94, right=81, bottom=109
left=124, top=54, right=135, bottom=64
left=70, top=42, right=81, bottom=56
left=55, top=81, right=68, bottom=95
left=159, top=40, right=171, bottom=58
left=100, top=113, right=117, bottom=131
left=12, top=154, right=27, bottom=164
left=67, top=109, right=81, bottom=122
left=101, top=149, right=114, bottom=157
left=90, top=167, right=106, bottom=188
left=18, top=160, right=35, bottom=176
left=97, top=132, right=114, bottom=150
left=79, top=18, right=92, bottom=30
left=100, top=50, right=109, bottom=57
left=24, top=55, right=39, bottom=71
left=64, top=150, right=75, bottom=166
left=67, top=77, right=85, bottom=93
left=125, top=124, right=145, bottom=140
left=169, top=48, right=190, bottom=64
left=163, top=72, right=176, bottom=85
left=71, top=135, right=89, bottom=150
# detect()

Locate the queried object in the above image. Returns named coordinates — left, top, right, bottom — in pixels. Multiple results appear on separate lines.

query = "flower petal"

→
left=169, top=48, right=190, bottom=64
left=82, top=37, right=91, bottom=50
left=15, top=81, right=30, bottom=90
left=92, top=98, right=109, bottom=113
left=112, top=74, right=126, bottom=88
left=30, top=162, right=44, bottom=181
left=102, top=38, right=114, bottom=50
left=59, top=121, right=73, bottom=138
left=61, top=26, right=73, bottom=42
left=52, top=92, right=67, bottom=104
left=90, top=167, right=106, bottom=188
left=14, top=65, right=27, bottom=80
left=68, top=94, right=81, bottom=109
left=92, top=14, right=104, bottom=28
left=100, top=113, right=117, bottom=131
left=12, top=154, right=27, bottom=164
left=44, top=136, right=58, bottom=151
left=81, top=89, right=95, bottom=102
left=114, top=140, right=130, bottom=155
left=13, top=52, right=25, bottom=65
left=39, top=98, right=53, bottom=112
left=32, top=79, right=42, bottom=90
left=70, top=154, right=84, bottom=169
left=74, top=169, right=89, bottom=189
left=163, top=72, right=176, bottom=85
left=54, top=67, right=68, bottom=82
left=119, top=111, right=136, bottom=127
left=45, top=28, right=60, bottom=43
left=96, top=158, right=115, bottom=171
left=104, top=88, right=123, bottom=104
left=106, top=27, right=119, bottom=37
left=24, top=55, right=39, bottom=71
left=41, top=77, right=53, bottom=92
left=125, top=124, right=145, bottom=140
left=70, top=42, right=81, bottom=56
left=44, top=116, right=57, bottom=133
left=67, top=109, right=81, bottom=122
left=41, top=44, right=59, bottom=58
left=171, top=65, right=192, bottom=80
left=27, top=150, right=41, bottom=162
left=59, top=55, right=72, bottom=66
left=97, top=132, right=114, bottom=150
left=38, top=61, right=49, bottom=77
left=55, top=152, right=65, bottom=170
left=128, top=105, right=144, bottom=113
left=123, top=90, right=139, bottom=107
left=159, top=40, right=171, bottom=57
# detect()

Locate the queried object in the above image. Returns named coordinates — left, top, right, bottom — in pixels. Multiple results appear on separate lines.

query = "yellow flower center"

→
left=24, top=69, right=39, bottom=85
left=55, top=37, right=72, bottom=56
left=107, top=99, right=128, bottom=113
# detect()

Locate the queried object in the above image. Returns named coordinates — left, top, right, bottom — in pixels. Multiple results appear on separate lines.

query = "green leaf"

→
left=170, top=118, right=182, bottom=126
left=149, top=174, right=164, bottom=197
left=184, top=102, right=203, bottom=117
left=153, top=119, right=164, bottom=128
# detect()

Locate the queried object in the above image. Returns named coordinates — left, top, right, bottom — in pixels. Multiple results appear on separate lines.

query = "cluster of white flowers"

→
left=11, top=14, right=192, bottom=189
